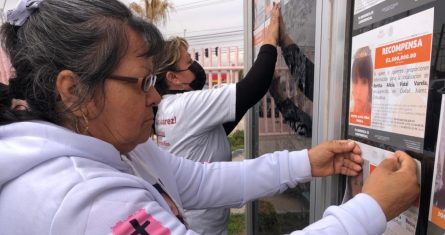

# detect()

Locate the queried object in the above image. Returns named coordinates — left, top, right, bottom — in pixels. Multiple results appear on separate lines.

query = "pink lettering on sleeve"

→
left=112, top=209, right=171, bottom=235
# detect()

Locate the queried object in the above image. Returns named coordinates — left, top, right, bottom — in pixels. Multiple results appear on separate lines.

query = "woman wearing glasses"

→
left=0, top=0, right=418, bottom=234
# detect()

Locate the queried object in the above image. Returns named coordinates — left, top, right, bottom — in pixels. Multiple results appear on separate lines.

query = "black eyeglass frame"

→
left=171, top=67, right=190, bottom=72
left=170, top=60, right=195, bottom=73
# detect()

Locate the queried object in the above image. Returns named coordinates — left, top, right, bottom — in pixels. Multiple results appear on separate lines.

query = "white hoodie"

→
left=0, top=121, right=386, bottom=234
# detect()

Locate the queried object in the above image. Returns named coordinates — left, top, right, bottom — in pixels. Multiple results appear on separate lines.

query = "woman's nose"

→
left=146, top=86, right=161, bottom=106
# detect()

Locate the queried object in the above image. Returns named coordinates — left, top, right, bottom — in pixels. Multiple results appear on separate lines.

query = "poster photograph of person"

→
left=428, top=96, right=445, bottom=233
left=349, top=46, right=374, bottom=126
left=348, top=8, right=434, bottom=152
left=343, top=142, right=421, bottom=235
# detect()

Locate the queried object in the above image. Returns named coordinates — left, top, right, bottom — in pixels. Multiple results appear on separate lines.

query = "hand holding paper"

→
left=362, top=151, right=420, bottom=221
left=308, top=140, right=363, bottom=177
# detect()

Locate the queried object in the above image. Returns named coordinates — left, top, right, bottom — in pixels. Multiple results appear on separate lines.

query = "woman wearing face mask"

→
left=153, top=6, right=280, bottom=234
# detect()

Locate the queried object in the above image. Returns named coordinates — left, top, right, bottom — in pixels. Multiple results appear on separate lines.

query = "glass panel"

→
left=253, top=0, right=317, bottom=233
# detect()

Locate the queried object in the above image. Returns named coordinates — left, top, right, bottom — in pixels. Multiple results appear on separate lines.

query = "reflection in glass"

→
left=255, top=0, right=316, bottom=233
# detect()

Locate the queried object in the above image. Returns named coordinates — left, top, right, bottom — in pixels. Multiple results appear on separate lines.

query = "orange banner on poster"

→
left=431, top=206, right=445, bottom=230
left=349, top=112, right=371, bottom=126
left=375, top=34, right=432, bottom=69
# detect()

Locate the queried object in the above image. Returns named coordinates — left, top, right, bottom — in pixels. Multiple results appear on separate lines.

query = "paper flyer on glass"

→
left=353, top=0, right=435, bottom=30
left=348, top=8, right=434, bottom=153
left=253, top=0, right=279, bottom=58
left=428, top=95, right=445, bottom=233
left=343, top=142, right=421, bottom=235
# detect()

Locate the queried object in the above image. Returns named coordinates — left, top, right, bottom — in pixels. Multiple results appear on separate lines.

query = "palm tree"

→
left=129, top=0, right=174, bottom=25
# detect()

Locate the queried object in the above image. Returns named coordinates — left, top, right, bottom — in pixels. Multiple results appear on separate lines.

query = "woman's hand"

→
left=362, top=151, right=420, bottom=221
left=263, top=3, right=280, bottom=47
left=308, top=140, right=363, bottom=177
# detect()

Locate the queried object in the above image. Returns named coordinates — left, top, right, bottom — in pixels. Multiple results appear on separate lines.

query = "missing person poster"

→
left=428, top=96, right=445, bottom=234
left=348, top=8, right=434, bottom=152
left=343, top=142, right=421, bottom=235
left=353, top=0, right=435, bottom=30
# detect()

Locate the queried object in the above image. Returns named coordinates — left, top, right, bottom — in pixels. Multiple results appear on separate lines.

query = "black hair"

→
left=0, top=0, right=164, bottom=125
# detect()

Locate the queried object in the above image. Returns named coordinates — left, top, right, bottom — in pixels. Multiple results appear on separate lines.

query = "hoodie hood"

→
left=0, top=121, right=127, bottom=188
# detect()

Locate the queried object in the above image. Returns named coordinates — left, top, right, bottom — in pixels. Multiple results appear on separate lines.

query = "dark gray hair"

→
left=0, top=0, right=164, bottom=125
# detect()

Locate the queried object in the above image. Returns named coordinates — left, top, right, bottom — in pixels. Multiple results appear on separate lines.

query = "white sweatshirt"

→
left=0, top=121, right=386, bottom=234
left=155, top=84, right=236, bottom=234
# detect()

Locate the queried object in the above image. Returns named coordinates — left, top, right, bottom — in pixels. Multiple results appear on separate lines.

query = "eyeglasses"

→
left=107, top=74, right=157, bottom=92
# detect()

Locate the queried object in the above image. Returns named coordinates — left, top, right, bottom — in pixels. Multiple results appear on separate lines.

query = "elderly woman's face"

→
left=87, top=28, right=161, bottom=153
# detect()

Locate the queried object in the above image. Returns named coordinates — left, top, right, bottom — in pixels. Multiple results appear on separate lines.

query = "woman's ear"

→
left=165, top=71, right=181, bottom=86
left=55, top=70, right=81, bottom=114
left=165, top=71, right=176, bottom=83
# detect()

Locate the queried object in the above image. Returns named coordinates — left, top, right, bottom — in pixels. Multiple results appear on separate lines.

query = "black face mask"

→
left=188, top=61, right=207, bottom=90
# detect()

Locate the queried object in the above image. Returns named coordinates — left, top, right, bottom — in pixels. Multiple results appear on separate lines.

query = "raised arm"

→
left=223, top=4, right=280, bottom=134
left=278, top=11, right=315, bottom=101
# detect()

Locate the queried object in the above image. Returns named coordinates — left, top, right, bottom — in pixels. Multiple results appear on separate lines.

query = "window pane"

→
left=253, top=0, right=317, bottom=233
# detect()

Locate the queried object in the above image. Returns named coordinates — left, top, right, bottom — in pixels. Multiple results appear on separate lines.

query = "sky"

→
left=1, top=0, right=244, bottom=49
left=124, top=0, right=244, bottom=49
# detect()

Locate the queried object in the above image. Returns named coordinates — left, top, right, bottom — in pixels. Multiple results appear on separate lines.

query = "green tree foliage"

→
left=228, top=129, right=244, bottom=151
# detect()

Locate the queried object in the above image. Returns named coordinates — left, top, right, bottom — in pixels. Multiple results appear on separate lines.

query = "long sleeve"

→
left=126, top=141, right=388, bottom=235
left=268, top=43, right=314, bottom=136
left=281, top=43, right=314, bottom=101
left=290, top=193, right=387, bottom=235
left=275, top=98, right=312, bottom=136
left=167, top=148, right=312, bottom=209
left=223, top=44, right=277, bottom=134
